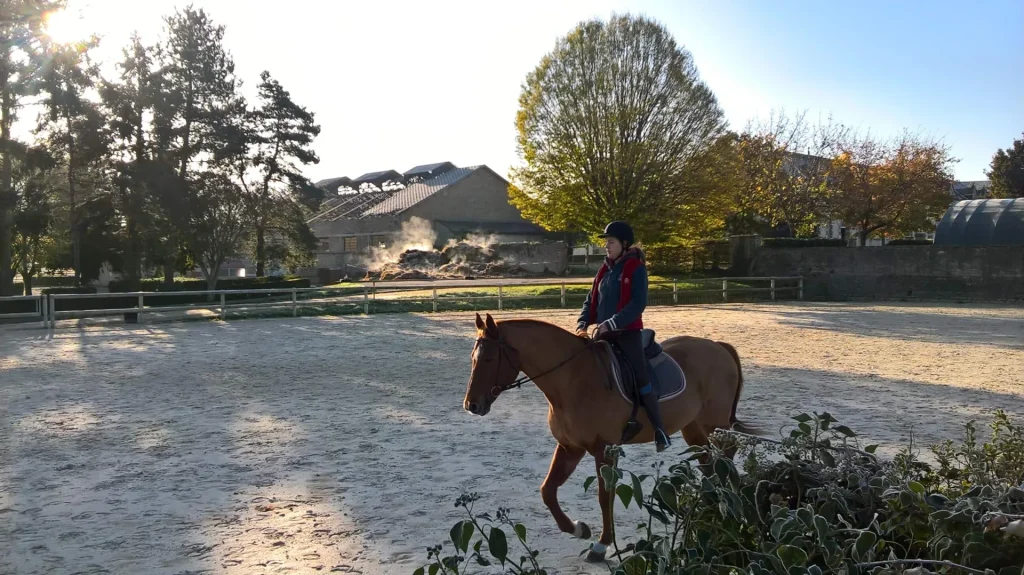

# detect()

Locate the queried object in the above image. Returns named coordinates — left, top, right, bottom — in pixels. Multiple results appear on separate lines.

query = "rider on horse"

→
left=575, top=221, right=671, bottom=452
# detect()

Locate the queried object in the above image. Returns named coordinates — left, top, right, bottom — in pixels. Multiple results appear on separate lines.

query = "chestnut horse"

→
left=463, top=313, right=759, bottom=563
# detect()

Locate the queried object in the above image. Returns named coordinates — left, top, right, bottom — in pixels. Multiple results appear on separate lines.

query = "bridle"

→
left=474, top=330, right=596, bottom=401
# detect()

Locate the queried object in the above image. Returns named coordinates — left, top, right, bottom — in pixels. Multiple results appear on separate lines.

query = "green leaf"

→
left=414, top=568, right=424, bottom=575
left=818, top=449, right=836, bottom=468
left=793, top=413, right=812, bottom=423
left=796, top=508, right=814, bottom=528
left=514, top=523, right=527, bottom=543
left=615, top=484, right=633, bottom=508
left=629, top=472, right=644, bottom=507
left=488, top=527, right=508, bottom=563
left=854, top=530, right=877, bottom=560
left=798, top=422, right=812, bottom=435
left=776, top=545, right=808, bottom=569
left=450, top=520, right=474, bottom=553
left=864, top=444, right=878, bottom=454
left=620, top=555, right=647, bottom=575
left=428, top=564, right=439, bottom=575
left=813, top=515, right=830, bottom=543
left=599, top=464, right=617, bottom=489
left=908, top=481, right=926, bottom=495
left=833, top=425, right=857, bottom=438
left=583, top=476, right=596, bottom=493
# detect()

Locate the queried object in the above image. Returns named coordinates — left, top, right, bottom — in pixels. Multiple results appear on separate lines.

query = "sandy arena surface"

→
left=2, top=302, right=1022, bottom=575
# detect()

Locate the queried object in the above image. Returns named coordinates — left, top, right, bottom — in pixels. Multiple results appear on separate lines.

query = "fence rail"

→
left=0, top=276, right=803, bottom=329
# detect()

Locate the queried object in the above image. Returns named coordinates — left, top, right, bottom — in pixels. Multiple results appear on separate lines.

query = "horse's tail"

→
left=717, top=341, right=763, bottom=436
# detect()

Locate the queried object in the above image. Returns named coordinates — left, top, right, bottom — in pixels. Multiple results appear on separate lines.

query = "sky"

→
left=36, top=0, right=1024, bottom=183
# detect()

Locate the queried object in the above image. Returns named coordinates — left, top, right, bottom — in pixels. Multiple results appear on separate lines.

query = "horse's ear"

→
left=475, top=313, right=486, bottom=332
left=484, top=313, right=499, bottom=339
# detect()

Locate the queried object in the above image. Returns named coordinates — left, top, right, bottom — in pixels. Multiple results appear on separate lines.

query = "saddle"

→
left=598, top=329, right=686, bottom=442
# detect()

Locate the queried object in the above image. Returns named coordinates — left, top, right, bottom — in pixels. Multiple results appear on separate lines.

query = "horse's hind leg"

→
left=682, top=423, right=713, bottom=473
left=541, top=444, right=588, bottom=539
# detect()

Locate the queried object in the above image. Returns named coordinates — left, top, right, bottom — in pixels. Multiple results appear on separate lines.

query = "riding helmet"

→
left=598, top=221, right=635, bottom=247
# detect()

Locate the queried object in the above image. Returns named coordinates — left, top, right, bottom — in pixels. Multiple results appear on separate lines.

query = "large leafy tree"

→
left=987, top=133, right=1024, bottom=198
left=736, top=110, right=848, bottom=238
left=831, top=131, right=955, bottom=246
left=510, top=14, right=727, bottom=242
left=187, top=170, right=251, bottom=291
left=0, top=0, right=64, bottom=295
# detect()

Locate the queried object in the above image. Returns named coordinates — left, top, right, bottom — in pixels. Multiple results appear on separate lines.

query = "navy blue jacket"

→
left=576, top=248, right=648, bottom=332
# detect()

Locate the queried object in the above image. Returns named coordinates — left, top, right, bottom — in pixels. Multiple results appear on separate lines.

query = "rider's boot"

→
left=640, top=391, right=671, bottom=452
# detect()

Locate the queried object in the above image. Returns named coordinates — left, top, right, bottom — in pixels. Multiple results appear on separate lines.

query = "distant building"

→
left=308, top=162, right=550, bottom=277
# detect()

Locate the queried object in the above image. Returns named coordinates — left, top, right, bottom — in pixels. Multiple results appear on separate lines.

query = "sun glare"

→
left=44, top=8, right=93, bottom=44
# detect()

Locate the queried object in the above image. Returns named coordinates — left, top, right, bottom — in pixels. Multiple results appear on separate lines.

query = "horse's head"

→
left=464, top=313, right=521, bottom=416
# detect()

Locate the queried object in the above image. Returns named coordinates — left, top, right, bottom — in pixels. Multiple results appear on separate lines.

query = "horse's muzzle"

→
left=464, top=399, right=490, bottom=416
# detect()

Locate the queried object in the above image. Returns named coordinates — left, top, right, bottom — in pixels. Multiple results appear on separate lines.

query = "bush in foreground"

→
left=417, top=411, right=1024, bottom=575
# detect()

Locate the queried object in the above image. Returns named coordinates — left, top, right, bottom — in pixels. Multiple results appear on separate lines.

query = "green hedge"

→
left=108, top=276, right=310, bottom=293
left=886, top=238, right=933, bottom=246
left=763, top=237, right=846, bottom=248
left=41, top=286, right=97, bottom=295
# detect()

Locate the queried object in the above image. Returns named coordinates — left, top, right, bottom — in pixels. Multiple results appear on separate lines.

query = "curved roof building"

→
left=934, top=198, right=1024, bottom=246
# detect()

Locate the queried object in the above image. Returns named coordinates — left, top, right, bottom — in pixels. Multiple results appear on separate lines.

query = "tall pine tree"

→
left=150, top=6, right=239, bottom=284
left=241, top=71, right=321, bottom=276
left=101, top=35, right=158, bottom=288
left=36, top=39, right=108, bottom=286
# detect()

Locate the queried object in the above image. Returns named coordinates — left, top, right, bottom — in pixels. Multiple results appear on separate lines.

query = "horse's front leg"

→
left=541, top=443, right=590, bottom=539
left=586, top=442, right=617, bottom=563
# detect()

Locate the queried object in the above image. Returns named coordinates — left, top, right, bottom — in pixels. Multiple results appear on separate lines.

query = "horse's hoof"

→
left=572, top=520, right=592, bottom=540
left=584, top=550, right=607, bottom=563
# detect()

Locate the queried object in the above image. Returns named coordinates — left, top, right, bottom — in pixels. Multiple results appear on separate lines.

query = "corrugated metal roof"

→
left=404, top=161, right=454, bottom=178
left=353, top=169, right=403, bottom=185
left=360, top=166, right=480, bottom=217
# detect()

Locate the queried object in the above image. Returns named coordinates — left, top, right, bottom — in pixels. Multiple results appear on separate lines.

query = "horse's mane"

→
left=496, top=318, right=589, bottom=348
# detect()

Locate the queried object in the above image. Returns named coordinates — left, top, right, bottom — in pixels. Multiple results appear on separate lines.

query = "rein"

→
left=479, top=331, right=596, bottom=399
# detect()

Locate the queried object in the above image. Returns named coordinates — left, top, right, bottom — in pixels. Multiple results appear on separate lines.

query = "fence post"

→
left=291, top=288, right=297, bottom=317
left=798, top=278, right=804, bottom=301
left=673, top=280, right=678, bottom=304
left=40, top=294, right=47, bottom=328
left=770, top=279, right=776, bottom=301
left=49, top=295, right=56, bottom=330
left=432, top=287, right=438, bottom=313
left=560, top=282, right=566, bottom=308
left=363, top=287, right=369, bottom=315
left=498, top=285, right=503, bottom=311
left=138, top=293, right=144, bottom=322
left=722, top=279, right=728, bottom=303
left=220, top=292, right=226, bottom=319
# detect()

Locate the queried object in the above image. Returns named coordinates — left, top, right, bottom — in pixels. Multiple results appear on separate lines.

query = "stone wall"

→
left=751, top=245, right=1024, bottom=301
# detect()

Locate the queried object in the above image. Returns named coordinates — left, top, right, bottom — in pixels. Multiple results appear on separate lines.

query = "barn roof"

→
left=360, top=166, right=480, bottom=217
left=404, top=161, right=455, bottom=179
left=934, top=199, right=1024, bottom=246
left=308, top=164, right=498, bottom=222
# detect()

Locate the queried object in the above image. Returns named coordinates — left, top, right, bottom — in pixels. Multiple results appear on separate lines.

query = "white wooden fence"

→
left=0, top=276, right=803, bottom=330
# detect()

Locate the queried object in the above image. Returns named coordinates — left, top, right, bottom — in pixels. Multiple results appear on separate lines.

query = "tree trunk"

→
left=23, top=272, right=32, bottom=296
left=859, top=223, right=869, bottom=247
left=255, top=224, right=265, bottom=277
left=163, top=262, right=174, bottom=286
left=124, top=215, right=140, bottom=289
left=0, top=52, right=14, bottom=296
